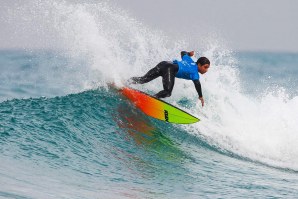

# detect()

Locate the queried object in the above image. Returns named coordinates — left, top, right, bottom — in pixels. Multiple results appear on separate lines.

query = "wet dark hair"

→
left=196, top=57, right=210, bottom=65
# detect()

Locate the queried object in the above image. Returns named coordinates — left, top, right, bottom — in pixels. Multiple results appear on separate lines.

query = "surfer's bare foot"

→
left=126, top=78, right=137, bottom=85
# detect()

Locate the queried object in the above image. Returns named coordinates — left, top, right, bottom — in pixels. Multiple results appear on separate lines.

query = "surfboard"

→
left=120, top=87, right=200, bottom=124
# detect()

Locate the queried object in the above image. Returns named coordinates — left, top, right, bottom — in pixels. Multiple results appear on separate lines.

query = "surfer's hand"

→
left=199, top=97, right=204, bottom=107
left=189, top=51, right=195, bottom=57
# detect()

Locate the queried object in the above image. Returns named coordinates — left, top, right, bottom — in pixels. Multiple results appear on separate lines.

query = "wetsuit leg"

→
left=154, top=63, right=178, bottom=98
left=130, top=61, right=178, bottom=98
left=130, top=61, right=167, bottom=84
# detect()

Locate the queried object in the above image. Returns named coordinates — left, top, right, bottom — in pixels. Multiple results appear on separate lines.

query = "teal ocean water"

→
left=1, top=1, right=298, bottom=198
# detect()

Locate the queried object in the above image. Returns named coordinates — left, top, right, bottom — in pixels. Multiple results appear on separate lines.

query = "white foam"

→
left=190, top=47, right=298, bottom=170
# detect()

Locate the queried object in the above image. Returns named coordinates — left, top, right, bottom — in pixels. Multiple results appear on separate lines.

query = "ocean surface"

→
left=1, top=1, right=298, bottom=199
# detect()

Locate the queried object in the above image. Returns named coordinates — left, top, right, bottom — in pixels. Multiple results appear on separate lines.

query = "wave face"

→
left=1, top=1, right=298, bottom=198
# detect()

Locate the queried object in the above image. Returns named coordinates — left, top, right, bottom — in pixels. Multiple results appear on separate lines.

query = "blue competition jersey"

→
left=173, top=55, right=199, bottom=80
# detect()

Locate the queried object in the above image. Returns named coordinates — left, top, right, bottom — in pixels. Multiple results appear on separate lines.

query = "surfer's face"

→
left=198, top=64, right=210, bottom=74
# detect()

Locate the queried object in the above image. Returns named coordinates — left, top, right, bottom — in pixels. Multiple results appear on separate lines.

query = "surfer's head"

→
left=197, top=57, right=210, bottom=74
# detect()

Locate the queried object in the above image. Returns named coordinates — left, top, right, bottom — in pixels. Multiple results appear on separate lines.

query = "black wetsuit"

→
left=130, top=51, right=203, bottom=98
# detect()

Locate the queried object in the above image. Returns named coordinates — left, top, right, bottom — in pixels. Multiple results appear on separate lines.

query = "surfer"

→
left=129, top=51, right=210, bottom=107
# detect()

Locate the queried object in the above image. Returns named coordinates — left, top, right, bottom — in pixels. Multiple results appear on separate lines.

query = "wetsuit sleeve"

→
left=181, top=51, right=189, bottom=58
left=193, top=80, right=203, bottom=98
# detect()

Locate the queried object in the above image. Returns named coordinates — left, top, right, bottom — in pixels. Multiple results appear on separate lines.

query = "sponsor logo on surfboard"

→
left=164, top=110, right=169, bottom=122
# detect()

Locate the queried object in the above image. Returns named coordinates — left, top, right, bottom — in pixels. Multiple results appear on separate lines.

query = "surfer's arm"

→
left=193, top=80, right=204, bottom=107
left=181, top=51, right=195, bottom=58
left=193, top=80, right=203, bottom=97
